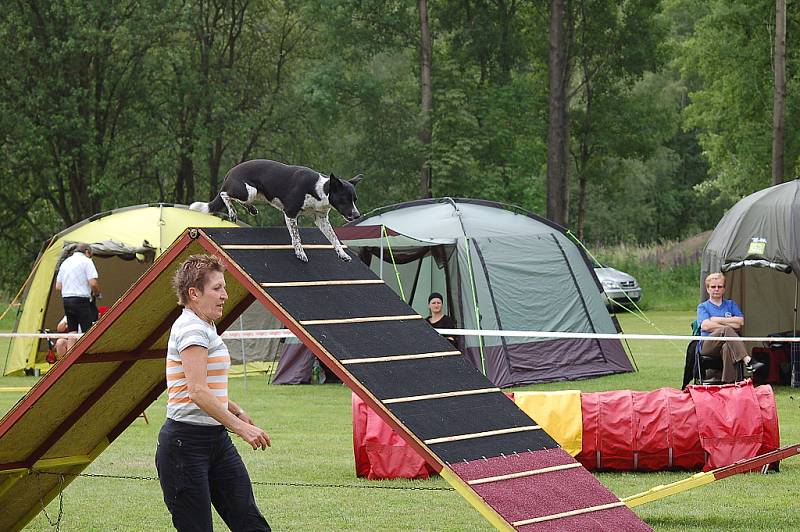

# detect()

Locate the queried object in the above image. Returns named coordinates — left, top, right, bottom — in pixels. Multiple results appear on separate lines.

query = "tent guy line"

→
left=3, top=329, right=798, bottom=343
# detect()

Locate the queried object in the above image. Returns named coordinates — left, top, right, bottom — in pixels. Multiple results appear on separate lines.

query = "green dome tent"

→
left=701, top=179, right=800, bottom=340
left=273, top=198, right=634, bottom=387
left=3, top=204, right=281, bottom=376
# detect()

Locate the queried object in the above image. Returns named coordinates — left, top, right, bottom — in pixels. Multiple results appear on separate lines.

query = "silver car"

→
left=594, top=267, right=641, bottom=310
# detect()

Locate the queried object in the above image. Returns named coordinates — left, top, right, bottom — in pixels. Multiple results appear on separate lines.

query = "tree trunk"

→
left=576, top=125, right=590, bottom=240
left=772, top=0, right=786, bottom=186
left=547, top=0, right=570, bottom=225
left=209, top=138, right=223, bottom=196
left=418, top=0, right=433, bottom=198
left=176, top=150, right=195, bottom=205
left=575, top=55, right=594, bottom=240
left=576, top=171, right=587, bottom=239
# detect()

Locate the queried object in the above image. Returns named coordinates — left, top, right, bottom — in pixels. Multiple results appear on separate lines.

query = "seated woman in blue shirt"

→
left=697, top=272, right=764, bottom=383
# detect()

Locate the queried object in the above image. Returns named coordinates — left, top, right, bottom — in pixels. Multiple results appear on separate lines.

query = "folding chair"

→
left=682, top=320, right=744, bottom=386
left=693, top=342, right=744, bottom=385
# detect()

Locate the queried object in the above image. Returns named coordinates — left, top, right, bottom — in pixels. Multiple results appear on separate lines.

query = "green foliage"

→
left=431, top=63, right=549, bottom=209
left=0, top=0, right=793, bottom=294
left=674, top=0, right=800, bottom=197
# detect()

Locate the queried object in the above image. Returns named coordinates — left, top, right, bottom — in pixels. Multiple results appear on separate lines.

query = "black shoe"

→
left=746, top=360, right=766, bottom=373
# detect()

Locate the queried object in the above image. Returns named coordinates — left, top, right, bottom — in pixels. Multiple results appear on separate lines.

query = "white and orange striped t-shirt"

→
left=166, top=308, right=230, bottom=425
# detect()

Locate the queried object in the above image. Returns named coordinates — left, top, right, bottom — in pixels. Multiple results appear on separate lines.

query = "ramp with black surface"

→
left=0, top=227, right=650, bottom=531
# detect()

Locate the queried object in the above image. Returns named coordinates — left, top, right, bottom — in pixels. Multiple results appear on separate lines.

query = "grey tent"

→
left=272, top=198, right=634, bottom=387
left=701, top=179, right=800, bottom=340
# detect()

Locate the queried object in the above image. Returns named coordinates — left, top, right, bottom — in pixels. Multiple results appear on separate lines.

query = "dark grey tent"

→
left=701, top=179, right=800, bottom=340
left=273, top=198, right=634, bottom=387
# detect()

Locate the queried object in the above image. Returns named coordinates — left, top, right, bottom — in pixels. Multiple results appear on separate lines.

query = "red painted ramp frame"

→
left=0, top=227, right=651, bottom=531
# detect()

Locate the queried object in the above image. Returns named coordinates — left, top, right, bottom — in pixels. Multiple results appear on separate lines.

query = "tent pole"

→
left=449, top=200, right=487, bottom=376
left=442, top=246, right=457, bottom=325
left=464, top=237, right=486, bottom=376
left=794, top=276, right=798, bottom=336
left=379, top=225, right=384, bottom=280
left=792, top=277, right=799, bottom=387
left=408, top=255, right=424, bottom=306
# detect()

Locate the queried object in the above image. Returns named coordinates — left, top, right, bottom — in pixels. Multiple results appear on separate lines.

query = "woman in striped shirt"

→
left=156, top=254, right=271, bottom=531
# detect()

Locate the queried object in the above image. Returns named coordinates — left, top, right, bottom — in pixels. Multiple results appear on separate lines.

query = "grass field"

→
left=2, top=309, right=799, bottom=531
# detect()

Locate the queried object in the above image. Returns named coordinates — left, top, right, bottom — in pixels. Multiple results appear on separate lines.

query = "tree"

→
left=569, top=0, right=667, bottom=238
left=0, top=2, right=177, bottom=289
left=676, top=0, right=799, bottom=199
left=772, top=0, right=786, bottom=185
left=0, top=2, right=171, bottom=225
left=145, top=0, right=318, bottom=206
left=432, top=1, right=548, bottom=208
left=547, top=0, right=571, bottom=226
left=418, top=0, right=433, bottom=198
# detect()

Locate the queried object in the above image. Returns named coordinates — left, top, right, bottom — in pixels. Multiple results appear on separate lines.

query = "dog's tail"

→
left=189, top=194, right=224, bottom=214
left=189, top=201, right=210, bottom=213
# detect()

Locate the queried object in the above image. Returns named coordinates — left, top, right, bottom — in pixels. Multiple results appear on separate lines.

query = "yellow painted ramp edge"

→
left=622, top=471, right=715, bottom=508
left=439, top=467, right=514, bottom=531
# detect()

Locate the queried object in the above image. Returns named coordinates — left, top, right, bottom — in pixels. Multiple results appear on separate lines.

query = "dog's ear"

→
left=328, top=174, right=342, bottom=189
left=349, top=174, right=364, bottom=186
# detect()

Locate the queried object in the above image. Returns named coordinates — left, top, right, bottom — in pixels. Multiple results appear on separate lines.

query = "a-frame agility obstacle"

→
left=0, top=227, right=651, bottom=531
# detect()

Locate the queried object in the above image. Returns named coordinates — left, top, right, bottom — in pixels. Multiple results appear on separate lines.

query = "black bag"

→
left=89, top=296, right=99, bottom=323
left=681, top=339, right=700, bottom=389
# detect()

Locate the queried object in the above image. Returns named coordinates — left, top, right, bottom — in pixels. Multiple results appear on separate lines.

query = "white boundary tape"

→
left=0, top=332, right=83, bottom=339
left=436, top=329, right=800, bottom=343
left=2, top=329, right=799, bottom=343
left=0, top=330, right=295, bottom=340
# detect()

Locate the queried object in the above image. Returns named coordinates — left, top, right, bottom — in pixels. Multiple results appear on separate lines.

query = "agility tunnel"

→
left=0, top=227, right=650, bottom=531
left=354, top=381, right=780, bottom=479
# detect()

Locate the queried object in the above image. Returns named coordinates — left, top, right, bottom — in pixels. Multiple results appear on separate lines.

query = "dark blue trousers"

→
left=62, top=296, right=95, bottom=333
left=156, top=419, right=270, bottom=531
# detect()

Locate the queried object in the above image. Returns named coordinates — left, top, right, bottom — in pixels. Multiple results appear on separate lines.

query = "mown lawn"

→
left=2, top=309, right=798, bottom=531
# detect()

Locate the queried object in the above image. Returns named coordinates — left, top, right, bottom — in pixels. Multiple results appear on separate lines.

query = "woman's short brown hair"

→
left=172, top=254, right=226, bottom=306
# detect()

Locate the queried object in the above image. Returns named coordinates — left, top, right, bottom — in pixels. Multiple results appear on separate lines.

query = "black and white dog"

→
left=190, top=159, right=363, bottom=262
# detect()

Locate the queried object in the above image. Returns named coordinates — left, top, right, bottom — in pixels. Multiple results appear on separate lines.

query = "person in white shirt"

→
left=55, top=243, right=100, bottom=333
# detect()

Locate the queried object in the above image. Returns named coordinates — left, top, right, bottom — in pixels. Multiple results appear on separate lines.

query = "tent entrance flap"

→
left=355, top=242, right=458, bottom=316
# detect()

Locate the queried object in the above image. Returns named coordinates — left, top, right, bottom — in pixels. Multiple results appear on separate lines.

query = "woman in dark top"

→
left=426, top=292, right=457, bottom=346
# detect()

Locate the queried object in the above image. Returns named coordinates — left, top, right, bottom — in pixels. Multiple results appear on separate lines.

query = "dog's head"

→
left=327, top=173, right=364, bottom=221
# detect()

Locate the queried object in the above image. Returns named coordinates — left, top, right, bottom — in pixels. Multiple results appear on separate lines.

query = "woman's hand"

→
left=234, top=420, right=271, bottom=450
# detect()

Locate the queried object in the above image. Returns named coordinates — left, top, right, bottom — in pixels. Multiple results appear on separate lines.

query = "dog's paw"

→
left=244, top=204, right=258, bottom=215
left=338, top=252, right=352, bottom=262
left=295, top=250, right=309, bottom=262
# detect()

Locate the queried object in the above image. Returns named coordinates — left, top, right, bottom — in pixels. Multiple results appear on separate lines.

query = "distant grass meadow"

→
left=1, top=247, right=799, bottom=530
left=594, top=240, right=703, bottom=311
